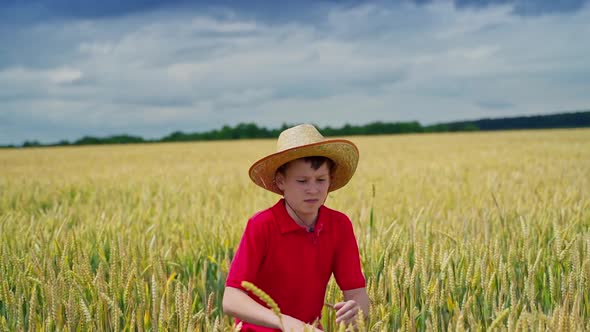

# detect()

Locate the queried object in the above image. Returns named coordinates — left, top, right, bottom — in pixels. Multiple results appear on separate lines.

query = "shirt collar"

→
left=271, top=198, right=330, bottom=235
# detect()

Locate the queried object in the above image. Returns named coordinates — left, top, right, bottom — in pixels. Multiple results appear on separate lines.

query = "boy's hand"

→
left=281, top=314, right=323, bottom=331
left=334, top=300, right=360, bottom=325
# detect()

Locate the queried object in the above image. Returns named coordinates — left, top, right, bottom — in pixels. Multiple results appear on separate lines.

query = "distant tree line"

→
left=3, top=110, right=589, bottom=148
left=439, top=111, right=590, bottom=131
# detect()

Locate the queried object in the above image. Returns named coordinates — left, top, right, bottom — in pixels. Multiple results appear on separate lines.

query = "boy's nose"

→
left=307, top=184, right=320, bottom=194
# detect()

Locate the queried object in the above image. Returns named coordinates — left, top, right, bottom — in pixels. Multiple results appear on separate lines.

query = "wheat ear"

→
left=241, top=281, right=284, bottom=330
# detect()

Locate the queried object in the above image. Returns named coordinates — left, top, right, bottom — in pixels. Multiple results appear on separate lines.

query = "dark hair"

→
left=276, top=156, right=335, bottom=175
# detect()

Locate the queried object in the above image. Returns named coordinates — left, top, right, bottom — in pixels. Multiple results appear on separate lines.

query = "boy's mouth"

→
left=304, top=199, right=319, bottom=203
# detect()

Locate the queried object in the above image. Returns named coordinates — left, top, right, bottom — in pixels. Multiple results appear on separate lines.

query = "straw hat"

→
left=249, top=124, right=359, bottom=195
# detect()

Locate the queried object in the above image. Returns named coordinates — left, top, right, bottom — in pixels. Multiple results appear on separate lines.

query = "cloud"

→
left=2, top=0, right=588, bottom=23
left=477, top=100, right=515, bottom=110
left=1, top=0, right=590, bottom=144
left=459, top=0, right=589, bottom=16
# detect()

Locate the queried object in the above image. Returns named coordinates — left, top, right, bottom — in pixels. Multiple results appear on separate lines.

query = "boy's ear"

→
left=275, top=173, right=285, bottom=191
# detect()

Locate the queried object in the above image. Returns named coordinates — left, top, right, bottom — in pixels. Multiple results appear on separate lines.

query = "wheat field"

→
left=0, top=129, right=589, bottom=331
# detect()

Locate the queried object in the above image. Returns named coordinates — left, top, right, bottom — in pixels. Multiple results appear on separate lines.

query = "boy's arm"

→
left=222, top=286, right=323, bottom=331
left=333, top=287, right=370, bottom=325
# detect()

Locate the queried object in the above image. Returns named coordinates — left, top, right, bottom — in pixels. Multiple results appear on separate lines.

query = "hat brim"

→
left=249, top=139, right=359, bottom=195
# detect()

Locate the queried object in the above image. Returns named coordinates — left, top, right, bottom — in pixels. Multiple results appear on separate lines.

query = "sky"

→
left=1, top=0, right=589, bottom=145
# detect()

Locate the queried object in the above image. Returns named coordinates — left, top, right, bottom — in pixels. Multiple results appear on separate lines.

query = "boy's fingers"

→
left=336, top=306, right=356, bottom=320
left=335, top=301, right=355, bottom=318
left=333, top=301, right=346, bottom=310
left=334, top=302, right=346, bottom=316
left=343, top=309, right=357, bottom=322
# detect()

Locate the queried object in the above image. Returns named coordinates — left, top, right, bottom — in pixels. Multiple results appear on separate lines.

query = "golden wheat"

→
left=0, top=129, right=588, bottom=331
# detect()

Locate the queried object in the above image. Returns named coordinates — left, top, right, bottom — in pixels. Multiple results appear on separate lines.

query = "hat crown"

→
left=277, top=124, right=324, bottom=152
left=249, top=123, right=358, bottom=195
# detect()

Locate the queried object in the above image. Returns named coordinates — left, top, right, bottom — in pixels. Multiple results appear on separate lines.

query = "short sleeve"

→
left=226, top=217, right=269, bottom=291
left=332, top=215, right=366, bottom=291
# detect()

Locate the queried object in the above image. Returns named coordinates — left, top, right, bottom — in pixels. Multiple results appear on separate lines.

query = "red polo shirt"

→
left=225, top=199, right=366, bottom=331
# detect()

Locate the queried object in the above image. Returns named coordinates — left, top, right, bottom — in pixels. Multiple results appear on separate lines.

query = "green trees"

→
left=5, top=110, right=589, bottom=148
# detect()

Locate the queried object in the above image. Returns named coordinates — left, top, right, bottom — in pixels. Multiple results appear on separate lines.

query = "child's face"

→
left=275, top=159, right=331, bottom=217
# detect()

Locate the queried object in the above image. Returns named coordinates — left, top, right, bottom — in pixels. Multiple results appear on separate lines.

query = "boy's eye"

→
left=296, top=180, right=307, bottom=183
left=317, top=179, right=326, bottom=182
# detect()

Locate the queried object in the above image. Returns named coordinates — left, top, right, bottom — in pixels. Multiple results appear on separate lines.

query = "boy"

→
left=223, top=124, right=369, bottom=331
